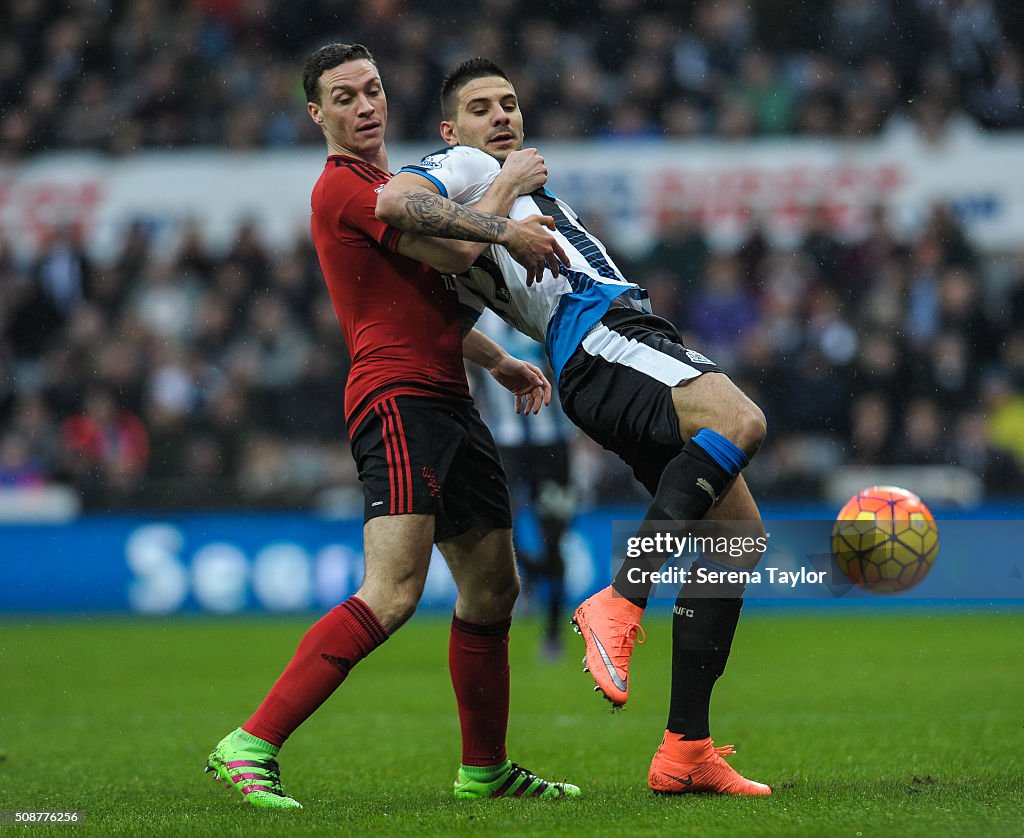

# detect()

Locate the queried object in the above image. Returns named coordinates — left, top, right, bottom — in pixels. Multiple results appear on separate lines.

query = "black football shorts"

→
left=349, top=395, right=512, bottom=541
left=557, top=306, right=727, bottom=494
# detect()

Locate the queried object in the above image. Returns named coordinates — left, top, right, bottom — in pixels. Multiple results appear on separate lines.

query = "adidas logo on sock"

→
left=321, top=653, right=352, bottom=674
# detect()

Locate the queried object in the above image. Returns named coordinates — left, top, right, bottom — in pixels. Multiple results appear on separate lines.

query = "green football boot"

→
left=205, top=727, right=302, bottom=809
left=454, top=760, right=581, bottom=799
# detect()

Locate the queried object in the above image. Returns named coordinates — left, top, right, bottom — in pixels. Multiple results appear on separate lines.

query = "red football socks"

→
left=243, top=596, right=388, bottom=747
left=449, top=615, right=512, bottom=767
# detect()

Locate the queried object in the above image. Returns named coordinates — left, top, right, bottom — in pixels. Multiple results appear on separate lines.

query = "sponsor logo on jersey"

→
left=417, top=156, right=444, bottom=169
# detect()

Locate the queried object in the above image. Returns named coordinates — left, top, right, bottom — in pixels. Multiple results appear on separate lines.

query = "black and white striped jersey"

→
left=400, top=145, right=648, bottom=380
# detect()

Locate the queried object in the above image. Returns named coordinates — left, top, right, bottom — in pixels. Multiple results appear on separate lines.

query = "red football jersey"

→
left=311, top=155, right=470, bottom=431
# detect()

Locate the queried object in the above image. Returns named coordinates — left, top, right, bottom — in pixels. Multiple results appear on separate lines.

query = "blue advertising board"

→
left=1, top=505, right=1022, bottom=614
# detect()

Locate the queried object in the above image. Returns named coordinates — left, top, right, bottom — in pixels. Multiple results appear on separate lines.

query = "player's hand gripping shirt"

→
left=311, top=155, right=470, bottom=432
left=400, top=146, right=649, bottom=381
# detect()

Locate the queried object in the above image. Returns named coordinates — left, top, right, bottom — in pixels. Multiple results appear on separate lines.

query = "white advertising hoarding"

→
left=1, top=133, right=1022, bottom=262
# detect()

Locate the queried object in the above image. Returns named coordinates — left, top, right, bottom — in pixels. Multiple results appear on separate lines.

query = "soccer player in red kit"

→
left=205, top=43, right=579, bottom=808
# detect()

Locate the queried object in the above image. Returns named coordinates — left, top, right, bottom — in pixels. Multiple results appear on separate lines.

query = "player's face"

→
left=444, top=76, right=524, bottom=162
left=309, top=59, right=387, bottom=159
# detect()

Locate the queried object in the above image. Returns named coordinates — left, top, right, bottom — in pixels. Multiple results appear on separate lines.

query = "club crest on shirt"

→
left=421, top=465, right=441, bottom=497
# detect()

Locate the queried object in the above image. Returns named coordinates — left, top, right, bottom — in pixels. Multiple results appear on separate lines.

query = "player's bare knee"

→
left=357, top=575, right=424, bottom=632
left=676, top=379, right=767, bottom=457
left=460, top=573, right=519, bottom=622
left=705, top=381, right=766, bottom=455
left=385, top=587, right=422, bottom=631
left=493, top=573, right=521, bottom=614
left=734, top=401, right=767, bottom=456
left=479, top=574, right=520, bottom=613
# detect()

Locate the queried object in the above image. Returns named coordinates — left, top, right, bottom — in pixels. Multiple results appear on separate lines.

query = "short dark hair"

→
left=440, top=58, right=511, bottom=120
left=302, top=43, right=376, bottom=104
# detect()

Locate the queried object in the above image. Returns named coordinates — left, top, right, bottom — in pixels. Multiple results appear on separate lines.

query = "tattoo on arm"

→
left=404, top=193, right=508, bottom=243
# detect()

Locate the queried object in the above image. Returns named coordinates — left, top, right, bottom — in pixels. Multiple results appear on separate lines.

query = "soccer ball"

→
left=831, top=486, right=939, bottom=593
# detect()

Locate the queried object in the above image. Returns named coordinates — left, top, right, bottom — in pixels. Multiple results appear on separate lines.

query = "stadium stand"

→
left=1, top=0, right=1023, bottom=509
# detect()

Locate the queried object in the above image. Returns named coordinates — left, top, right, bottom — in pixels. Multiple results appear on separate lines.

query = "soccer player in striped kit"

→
left=377, top=58, right=771, bottom=797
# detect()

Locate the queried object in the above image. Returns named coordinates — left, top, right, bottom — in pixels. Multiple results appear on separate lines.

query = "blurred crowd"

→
left=2, top=0, right=1024, bottom=510
left=2, top=0, right=1023, bottom=160
left=630, top=205, right=1024, bottom=501
left=0, top=220, right=356, bottom=508
left=2, top=203, right=1024, bottom=509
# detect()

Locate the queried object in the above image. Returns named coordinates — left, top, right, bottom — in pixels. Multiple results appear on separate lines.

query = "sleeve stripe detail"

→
left=397, top=167, right=448, bottom=198
left=381, top=226, right=403, bottom=252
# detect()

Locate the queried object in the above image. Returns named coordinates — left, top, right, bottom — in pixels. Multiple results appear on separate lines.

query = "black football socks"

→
left=666, top=558, right=746, bottom=739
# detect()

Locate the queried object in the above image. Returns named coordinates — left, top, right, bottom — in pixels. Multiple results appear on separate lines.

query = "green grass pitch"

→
left=2, top=610, right=1022, bottom=836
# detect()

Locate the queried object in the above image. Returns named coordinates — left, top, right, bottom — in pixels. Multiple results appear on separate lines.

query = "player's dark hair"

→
left=440, top=58, right=511, bottom=120
left=302, top=43, right=377, bottom=104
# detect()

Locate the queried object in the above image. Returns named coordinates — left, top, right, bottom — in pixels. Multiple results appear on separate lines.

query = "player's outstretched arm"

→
left=377, top=172, right=567, bottom=284
left=463, top=328, right=552, bottom=415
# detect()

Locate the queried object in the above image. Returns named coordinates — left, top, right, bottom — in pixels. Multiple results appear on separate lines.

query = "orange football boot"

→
left=571, top=586, right=645, bottom=706
left=648, top=732, right=771, bottom=796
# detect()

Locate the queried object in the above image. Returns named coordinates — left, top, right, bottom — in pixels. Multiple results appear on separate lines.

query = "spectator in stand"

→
left=921, top=331, right=975, bottom=412
left=997, top=330, right=1024, bottom=389
left=636, top=210, right=711, bottom=325
left=802, top=205, right=844, bottom=285
left=948, top=411, right=1024, bottom=495
left=32, top=224, right=91, bottom=320
left=687, top=254, right=759, bottom=365
left=641, top=209, right=711, bottom=296
left=969, top=46, right=1024, bottom=128
left=846, top=391, right=893, bottom=467
left=0, top=432, right=47, bottom=488
left=982, top=372, right=1024, bottom=468
left=902, top=396, right=947, bottom=466
left=729, top=51, right=795, bottom=135
left=59, top=387, right=149, bottom=501
left=935, top=266, right=996, bottom=364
